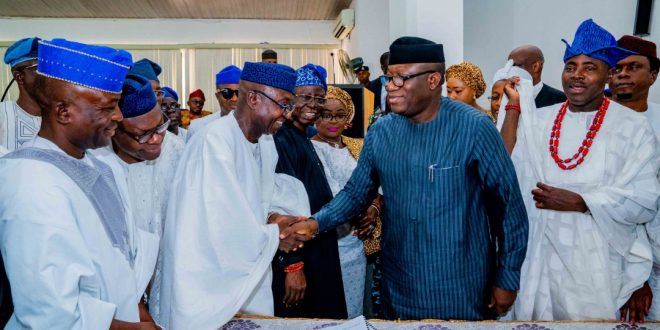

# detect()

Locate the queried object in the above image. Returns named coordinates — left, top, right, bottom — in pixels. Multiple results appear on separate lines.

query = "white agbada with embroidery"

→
left=510, top=101, right=659, bottom=320
left=0, top=101, right=41, bottom=151
left=158, top=113, right=309, bottom=329
left=0, top=137, right=159, bottom=329
left=92, top=131, right=184, bottom=323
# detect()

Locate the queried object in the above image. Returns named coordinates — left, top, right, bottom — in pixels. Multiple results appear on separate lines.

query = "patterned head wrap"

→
left=325, top=86, right=355, bottom=122
left=446, top=62, right=487, bottom=99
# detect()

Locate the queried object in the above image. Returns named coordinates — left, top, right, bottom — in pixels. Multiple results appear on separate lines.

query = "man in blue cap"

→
left=1, top=37, right=41, bottom=152
left=93, top=73, right=184, bottom=325
left=160, top=86, right=187, bottom=140
left=159, top=62, right=318, bottom=329
left=187, top=65, right=242, bottom=141
left=271, top=63, right=348, bottom=319
left=130, top=58, right=163, bottom=103
left=0, top=39, right=161, bottom=328
left=501, top=19, right=659, bottom=321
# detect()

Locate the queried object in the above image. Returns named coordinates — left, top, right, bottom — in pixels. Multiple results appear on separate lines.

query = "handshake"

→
left=268, top=213, right=319, bottom=252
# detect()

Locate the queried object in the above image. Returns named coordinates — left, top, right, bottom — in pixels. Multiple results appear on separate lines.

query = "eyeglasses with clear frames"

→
left=383, top=70, right=437, bottom=87
left=119, top=113, right=170, bottom=144
left=251, top=90, right=295, bottom=114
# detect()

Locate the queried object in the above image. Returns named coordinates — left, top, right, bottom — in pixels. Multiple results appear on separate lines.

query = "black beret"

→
left=389, top=36, right=445, bottom=65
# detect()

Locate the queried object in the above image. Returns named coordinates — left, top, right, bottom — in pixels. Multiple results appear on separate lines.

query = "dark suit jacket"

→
left=368, top=77, right=390, bottom=112
left=535, top=83, right=567, bottom=108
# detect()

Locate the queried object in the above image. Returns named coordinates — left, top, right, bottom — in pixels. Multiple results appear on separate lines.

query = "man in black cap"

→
left=262, top=49, right=278, bottom=64
left=283, top=36, right=529, bottom=321
left=355, top=65, right=370, bottom=88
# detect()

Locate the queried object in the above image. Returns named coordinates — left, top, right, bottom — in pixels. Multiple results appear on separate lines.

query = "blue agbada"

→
left=313, top=98, right=528, bottom=320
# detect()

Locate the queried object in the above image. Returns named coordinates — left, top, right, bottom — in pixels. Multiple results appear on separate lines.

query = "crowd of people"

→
left=0, top=17, right=657, bottom=330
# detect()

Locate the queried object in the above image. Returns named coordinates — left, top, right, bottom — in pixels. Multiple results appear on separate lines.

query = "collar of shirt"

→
left=533, top=81, right=543, bottom=99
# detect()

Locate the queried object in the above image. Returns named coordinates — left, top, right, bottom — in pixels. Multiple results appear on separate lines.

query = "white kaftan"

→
left=93, top=131, right=184, bottom=323
left=0, top=137, right=159, bottom=329
left=158, top=113, right=309, bottom=329
left=0, top=101, right=41, bottom=151
left=186, top=111, right=221, bottom=142
left=510, top=101, right=659, bottom=320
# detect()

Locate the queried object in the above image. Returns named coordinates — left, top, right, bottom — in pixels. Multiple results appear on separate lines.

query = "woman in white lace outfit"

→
left=311, top=86, right=380, bottom=318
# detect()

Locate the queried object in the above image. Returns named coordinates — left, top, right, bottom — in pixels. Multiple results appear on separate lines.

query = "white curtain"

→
left=0, top=46, right=342, bottom=114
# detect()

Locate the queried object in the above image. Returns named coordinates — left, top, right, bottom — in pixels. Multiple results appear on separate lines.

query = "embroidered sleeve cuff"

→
left=495, top=267, right=520, bottom=291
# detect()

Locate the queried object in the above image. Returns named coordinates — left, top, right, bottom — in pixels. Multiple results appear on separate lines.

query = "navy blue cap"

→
left=129, top=58, right=161, bottom=82
left=241, top=62, right=297, bottom=94
left=119, top=74, right=158, bottom=118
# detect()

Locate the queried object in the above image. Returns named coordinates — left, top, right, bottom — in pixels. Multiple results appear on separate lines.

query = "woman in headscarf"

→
left=446, top=62, right=493, bottom=121
left=310, top=86, right=381, bottom=318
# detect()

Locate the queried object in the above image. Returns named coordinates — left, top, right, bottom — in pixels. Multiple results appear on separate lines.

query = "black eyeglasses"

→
left=118, top=113, right=170, bottom=144
left=217, top=88, right=239, bottom=99
left=161, top=103, right=181, bottom=111
left=319, top=113, right=348, bottom=122
left=295, top=94, right=326, bottom=105
left=384, top=70, right=437, bottom=87
left=251, top=90, right=295, bottom=114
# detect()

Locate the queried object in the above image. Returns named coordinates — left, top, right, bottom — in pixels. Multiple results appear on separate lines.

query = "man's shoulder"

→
left=537, top=84, right=567, bottom=107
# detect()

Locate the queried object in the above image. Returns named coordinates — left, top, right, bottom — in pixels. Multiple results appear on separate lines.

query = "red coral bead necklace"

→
left=548, top=97, right=609, bottom=170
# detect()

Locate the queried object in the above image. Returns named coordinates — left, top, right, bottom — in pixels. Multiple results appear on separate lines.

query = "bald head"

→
left=508, top=45, right=545, bottom=85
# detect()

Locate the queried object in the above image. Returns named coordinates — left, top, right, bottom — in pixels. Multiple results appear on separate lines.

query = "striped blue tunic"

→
left=314, top=98, right=528, bottom=321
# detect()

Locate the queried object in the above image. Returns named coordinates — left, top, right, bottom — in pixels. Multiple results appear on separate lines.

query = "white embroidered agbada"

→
left=0, top=136, right=159, bottom=329
left=510, top=100, right=659, bottom=320
left=158, top=113, right=309, bottom=329
left=92, top=131, right=184, bottom=322
left=0, top=101, right=41, bottom=151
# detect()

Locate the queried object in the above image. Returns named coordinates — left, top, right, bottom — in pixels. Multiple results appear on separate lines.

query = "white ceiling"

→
left=0, top=0, right=352, bottom=20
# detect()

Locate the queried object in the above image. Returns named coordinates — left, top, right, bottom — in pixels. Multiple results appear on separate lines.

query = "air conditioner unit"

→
left=333, top=9, right=355, bottom=40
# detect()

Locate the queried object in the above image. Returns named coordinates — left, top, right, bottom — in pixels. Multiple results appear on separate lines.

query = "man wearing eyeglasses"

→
left=93, top=73, right=184, bottom=325
left=282, top=36, right=529, bottom=321
left=0, top=38, right=161, bottom=329
left=161, top=86, right=187, bottom=141
left=1, top=37, right=41, bottom=152
left=187, top=65, right=242, bottom=142
left=271, top=63, right=348, bottom=320
left=159, top=62, right=318, bottom=329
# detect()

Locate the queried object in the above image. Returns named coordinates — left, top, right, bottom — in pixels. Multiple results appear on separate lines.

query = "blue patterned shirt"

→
left=314, top=98, right=528, bottom=320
